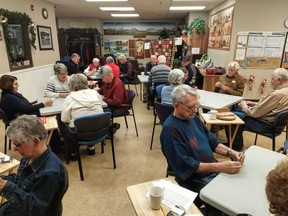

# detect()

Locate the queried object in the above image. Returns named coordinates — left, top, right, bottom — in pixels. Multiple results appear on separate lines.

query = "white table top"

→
left=197, top=89, right=243, bottom=110
left=39, top=98, right=107, bottom=116
left=137, top=74, right=149, bottom=83
left=200, top=146, right=286, bottom=216
left=89, top=74, right=102, bottom=80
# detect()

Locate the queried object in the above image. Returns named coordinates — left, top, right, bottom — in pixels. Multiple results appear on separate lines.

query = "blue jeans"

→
left=232, top=106, right=273, bottom=149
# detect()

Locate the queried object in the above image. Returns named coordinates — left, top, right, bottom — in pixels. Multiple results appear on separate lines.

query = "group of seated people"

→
left=0, top=57, right=130, bottom=160
left=159, top=66, right=288, bottom=215
left=1, top=51, right=288, bottom=215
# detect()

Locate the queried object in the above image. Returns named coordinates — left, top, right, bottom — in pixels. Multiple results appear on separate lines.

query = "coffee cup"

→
left=141, top=72, right=145, bottom=76
left=149, top=186, right=164, bottom=210
left=210, top=110, right=218, bottom=120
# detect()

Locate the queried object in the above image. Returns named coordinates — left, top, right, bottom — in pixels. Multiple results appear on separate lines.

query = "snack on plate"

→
left=216, top=112, right=236, bottom=121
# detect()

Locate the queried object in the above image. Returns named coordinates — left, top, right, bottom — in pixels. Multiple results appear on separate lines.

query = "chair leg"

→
left=110, top=124, right=116, bottom=169
left=254, top=134, right=258, bottom=145
left=150, top=115, right=157, bottom=150
left=63, top=136, right=70, bottom=164
left=272, top=135, right=275, bottom=151
left=131, top=107, right=138, bottom=136
left=101, top=141, right=104, bottom=153
left=124, top=116, right=128, bottom=128
left=77, top=147, right=84, bottom=181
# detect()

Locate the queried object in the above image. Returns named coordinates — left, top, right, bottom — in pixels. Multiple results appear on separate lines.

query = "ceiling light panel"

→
left=111, top=14, right=139, bottom=17
left=86, top=0, right=128, bottom=2
left=169, top=6, right=205, bottom=10
left=100, top=7, right=135, bottom=11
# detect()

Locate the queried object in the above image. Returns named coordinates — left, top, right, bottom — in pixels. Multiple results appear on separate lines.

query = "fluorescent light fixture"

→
left=111, top=14, right=139, bottom=17
left=169, top=6, right=205, bottom=10
left=172, top=0, right=211, bottom=1
left=86, top=0, right=128, bottom=2
left=100, top=7, right=135, bottom=11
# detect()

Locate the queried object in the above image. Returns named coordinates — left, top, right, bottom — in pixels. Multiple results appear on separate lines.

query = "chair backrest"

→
left=0, top=108, right=10, bottom=125
left=273, top=110, right=288, bottom=132
left=74, top=112, right=112, bottom=141
left=154, top=101, right=174, bottom=125
left=127, top=90, right=136, bottom=106
left=155, top=84, right=165, bottom=97
left=50, top=165, right=69, bottom=216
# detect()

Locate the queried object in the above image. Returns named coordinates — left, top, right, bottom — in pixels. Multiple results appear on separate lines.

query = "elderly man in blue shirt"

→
left=160, top=84, right=243, bottom=215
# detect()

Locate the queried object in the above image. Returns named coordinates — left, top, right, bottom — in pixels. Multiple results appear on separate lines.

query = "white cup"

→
left=149, top=186, right=164, bottom=210
left=210, top=110, right=218, bottom=120
left=141, top=72, right=145, bottom=76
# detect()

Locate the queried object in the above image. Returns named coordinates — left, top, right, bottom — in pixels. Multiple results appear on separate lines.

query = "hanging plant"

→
left=0, top=8, right=37, bottom=56
left=187, top=17, right=206, bottom=35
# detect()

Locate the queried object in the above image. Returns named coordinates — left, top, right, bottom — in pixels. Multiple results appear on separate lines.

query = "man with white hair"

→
left=148, top=55, right=171, bottom=90
left=106, top=56, right=120, bottom=76
left=147, top=55, right=171, bottom=108
left=232, top=68, right=288, bottom=150
left=84, top=57, right=100, bottom=77
left=67, top=53, right=81, bottom=76
left=118, top=54, right=133, bottom=80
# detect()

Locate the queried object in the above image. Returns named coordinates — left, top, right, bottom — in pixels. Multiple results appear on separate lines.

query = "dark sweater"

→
left=0, top=90, right=44, bottom=121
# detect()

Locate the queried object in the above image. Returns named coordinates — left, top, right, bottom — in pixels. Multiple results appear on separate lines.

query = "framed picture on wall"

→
left=208, top=4, right=234, bottom=50
left=37, top=25, right=53, bottom=50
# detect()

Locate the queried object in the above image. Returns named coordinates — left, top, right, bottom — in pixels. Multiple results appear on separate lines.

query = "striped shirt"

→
left=149, top=64, right=171, bottom=90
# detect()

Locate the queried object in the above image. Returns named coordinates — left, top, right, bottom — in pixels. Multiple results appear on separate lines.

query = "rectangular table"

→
left=197, top=90, right=243, bottom=110
left=127, top=178, right=203, bottom=216
left=39, top=98, right=107, bottom=116
left=200, top=146, right=286, bottom=216
left=137, top=74, right=149, bottom=101
left=0, top=152, right=20, bottom=203
left=200, top=113, right=245, bottom=148
left=39, top=116, right=58, bottom=145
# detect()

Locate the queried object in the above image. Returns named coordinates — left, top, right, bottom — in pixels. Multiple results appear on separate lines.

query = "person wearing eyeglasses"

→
left=0, top=75, right=53, bottom=121
left=160, top=84, right=244, bottom=216
left=0, top=115, right=66, bottom=216
left=44, top=63, right=70, bottom=98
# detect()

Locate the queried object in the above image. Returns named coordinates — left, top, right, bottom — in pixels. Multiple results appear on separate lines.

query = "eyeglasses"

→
left=178, top=102, right=200, bottom=111
left=12, top=142, right=24, bottom=149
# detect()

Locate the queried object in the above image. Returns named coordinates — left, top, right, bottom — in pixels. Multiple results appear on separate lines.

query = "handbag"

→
left=215, top=67, right=226, bottom=75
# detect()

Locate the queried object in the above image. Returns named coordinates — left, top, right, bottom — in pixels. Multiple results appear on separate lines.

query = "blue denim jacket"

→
left=0, top=148, right=65, bottom=216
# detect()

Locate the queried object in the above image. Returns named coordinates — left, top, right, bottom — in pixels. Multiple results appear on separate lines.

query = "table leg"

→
left=140, top=83, right=143, bottom=101
left=230, top=124, right=240, bottom=147
left=46, top=129, right=55, bottom=145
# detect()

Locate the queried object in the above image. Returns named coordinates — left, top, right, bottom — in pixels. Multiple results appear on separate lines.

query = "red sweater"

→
left=106, top=63, right=120, bottom=77
left=98, top=76, right=128, bottom=106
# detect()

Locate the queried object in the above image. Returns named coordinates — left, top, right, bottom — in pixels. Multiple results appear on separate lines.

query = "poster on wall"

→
left=104, top=40, right=128, bottom=55
left=135, top=40, right=144, bottom=59
left=103, top=22, right=176, bottom=36
left=37, top=25, right=53, bottom=50
left=208, top=4, right=234, bottom=50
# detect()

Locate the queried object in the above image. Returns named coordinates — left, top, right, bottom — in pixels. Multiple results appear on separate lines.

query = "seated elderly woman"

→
left=0, top=115, right=66, bottom=215
left=161, top=69, right=184, bottom=105
left=214, top=61, right=246, bottom=96
left=266, top=160, right=288, bottom=215
left=0, top=75, right=53, bottom=121
left=44, top=63, right=70, bottom=98
left=84, top=57, right=100, bottom=77
left=61, top=73, right=104, bottom=159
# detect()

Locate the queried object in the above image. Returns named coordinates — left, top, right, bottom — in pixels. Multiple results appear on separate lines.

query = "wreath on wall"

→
left=0, top=8, right=37, bottom=56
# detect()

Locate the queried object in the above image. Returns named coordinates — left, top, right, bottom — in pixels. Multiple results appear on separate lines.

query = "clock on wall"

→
left=42, top=8, right=48, bottom=19
left=284, top=17, right=288, bottom=28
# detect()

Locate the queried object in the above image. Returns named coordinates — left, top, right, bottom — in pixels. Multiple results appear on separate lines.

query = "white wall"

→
left=5, top=64, right=55, bottom=101
left=0, top=0, right=60, bottom=73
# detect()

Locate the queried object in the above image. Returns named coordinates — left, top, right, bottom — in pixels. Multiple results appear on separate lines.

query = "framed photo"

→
left=208, top=4, right=234, bottom=50
left=37, top=25, right=53, bottom=50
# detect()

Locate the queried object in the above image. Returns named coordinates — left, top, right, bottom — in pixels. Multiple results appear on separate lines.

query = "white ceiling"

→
left=45, top=0, right=226, bottom=20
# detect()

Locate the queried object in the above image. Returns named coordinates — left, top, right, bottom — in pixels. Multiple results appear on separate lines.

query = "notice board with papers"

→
left=234, top=32, right=287, bottom=68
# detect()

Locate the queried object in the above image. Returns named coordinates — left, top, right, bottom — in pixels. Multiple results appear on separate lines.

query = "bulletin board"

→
left=234, top=32, right=287, bottom=68
left=281, top=35, right=288, bottom=68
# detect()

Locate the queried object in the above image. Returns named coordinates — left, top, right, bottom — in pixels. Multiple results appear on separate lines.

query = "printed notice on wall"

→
left=235, top=49, right=246, bottom=60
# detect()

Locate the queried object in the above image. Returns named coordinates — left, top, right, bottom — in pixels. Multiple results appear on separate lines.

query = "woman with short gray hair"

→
left=44, top=63, right=70, bottom=98
left=61, top=73, right=104, bottom=158
left=161, top=69, right=184, bottom=105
